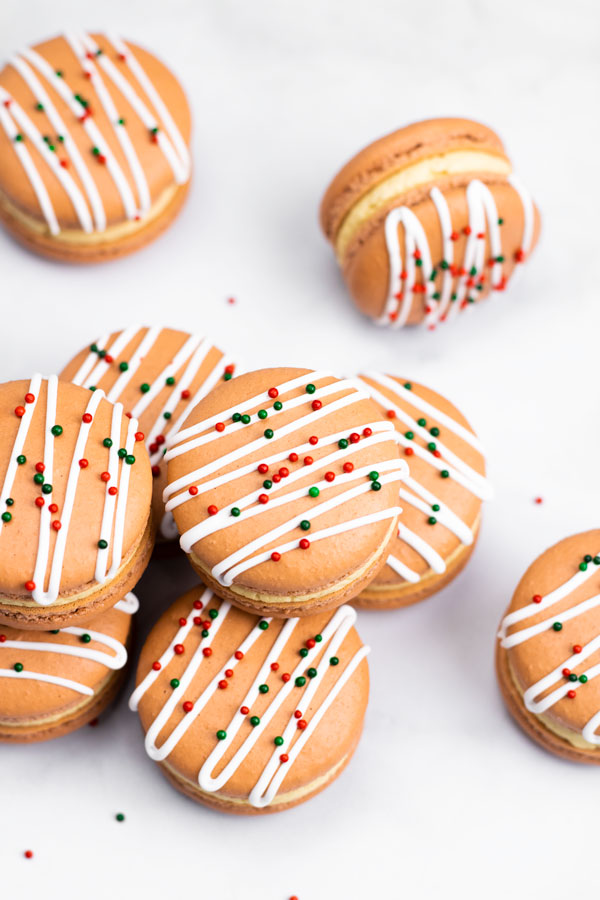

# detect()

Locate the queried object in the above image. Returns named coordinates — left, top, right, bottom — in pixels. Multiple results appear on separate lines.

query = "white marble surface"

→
left=1, top=1, right=599, bottom=898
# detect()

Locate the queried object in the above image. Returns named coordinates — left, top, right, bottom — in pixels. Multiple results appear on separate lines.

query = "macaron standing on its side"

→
left=130, top=586, right=370, bottom=814
left=320, top=117, right=541, bottom=330
left=164, top=367, right=408, bottom=616
left=0, top=376, right=153, bottom=629
left=60, top=326, right=235, bottom=542
left=355, top=374, right=491, bottom=608
left=0, top=32, right=191, bottom=262
left=497, top=531, right=600, bottom=764
left=0, top=591, right=138, bottom=742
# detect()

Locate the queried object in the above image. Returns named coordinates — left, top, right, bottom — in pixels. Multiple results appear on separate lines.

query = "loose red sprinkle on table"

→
left=24, top=850, right=33, bottom=859
left=227, top=296, right=236, bottom=305
left=182, top=701, right=194, bottom=713
left=308, top=436, right=318, bottom=446
left=282, top=673, right=291, bottom=683
left=311, top=400, right=322, bottom=411
left=325, top=471, right=335, bottom=482
left=288, top=452, right=298, bottom=463
left=258, top=463, right=269, bottom=474
left=25, top=581, right=36, bottom=591
left=215, top=422, right=225, bottom=433
left=234, top=650, right=244, bottom=660
left=135, top=432, right=144, bottom=442
left=271, top=552, right=281, bottom=562
left=79, top=458, right=89, bottom=469
left=35, top=462, right=45, bottom=473
left=25, top=393, right=35, bottom=404
left=189, top=486, right=198, bottom=496
left=82, top=413, right=93, bottom=424
left=202, top=647, right=212, bottom=657
left=108, top=486, right=118, bottom=496
left=532, top=595, right=542, bottom=604
left=299, top=539, right=310, bottom=549
left=534, top=497, right=543, bottom=505
left=174, top=644, right=185, bottom=655
left=208, top=505, right=219, bottom=516
left=268, top=388, right=279, bottom=399
left=240, top=706, right=249, bottom=715
left=152, top=661, right=161, bottom=671
left=343, top=462, right=354, bottom=473
left=15, top=406, right=25, bottom=418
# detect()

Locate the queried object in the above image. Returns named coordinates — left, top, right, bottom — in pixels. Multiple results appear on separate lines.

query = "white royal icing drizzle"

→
left=0, top=591, right=137, bottom=696
left=358, top=374, right=491, bottom=585
left=1, top=375, right=140, bottom=606
left=1, top=32, right=190, bottom=234
left=378, top=176, right=535, bottom=330
left=499, top=555, right=600, bottom=746
left=163, top=373, right=408, bottom=585
left=129, top=592, right=369, bottom=808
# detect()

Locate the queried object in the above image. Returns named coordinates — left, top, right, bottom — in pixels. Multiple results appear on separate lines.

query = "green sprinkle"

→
left=14, top=663, right=23, bottom=672
left=41, top=483, right=53, bottom=495
left=432, top=292, right=441, bottom=300
left=579, top=563, right=588, bottom=572
left=368, top=471, right=379, bottom=481
left=223, top=372, right=232, bottom=381
left=125, top=455, right=136, bottom=465
left=14, top=134, right=24, bottom=142
left=428, top=442, right=437, bottom=452
left=257, top=409, right=268, bottom=420
left=103, top=438, right=113, bottom=448
left=273, top=401, right=282, bottom=411
left=258, top=684, right=269, bottom=694
left=495, top=255, right=505, bottom=264
left=119, top=361, right=129, bottom=372
left=579, top=675, right=588, bottom=684
left=469, top=266, right=477, bottom=277
left=51, top=425, right=63, bottom=437
left=232, top=413, right=241, bottom=422
left=201, top=630, right=209, bottom=638
left=89, top=386, right=97, bottom=392
left=250, top=716, right=260, bottom=727
left=594, top=557, right=600, bottom=566
left=308, top=487, right=319, bottom=498
left=430, top=427, right=440, bottom=437
left=305, top=384, right=316, bottom=394
left=55, top=70, right=63, bottom=77
left=140, top=383, right=150, bottom=394
left=118, top=448, right=127, bottom=459
left=80, top=634, right=91, bottom=644
left=584, top=555, right=593, bottom=563
left=231, top=507, right=240, bottom=517
left=17, top=455, right=26, bottom=465
left=498, top=217, right=504, bottom=225
left=307, top=667, right=317, bottom=678
left=150, top=126, right=159, bottom=135
left=209, top=609, right=218, bottom=619
left=115, top=813, right=125, bottom=822
left=5, top=498, right=14, bottom=506
left=338, top=439, right=348, bottom=450
left=97, top=539, right=108, bottom=550
left=98, top=349, right=107, bottom=358
left=371, top=481, right=381, bottom=491
left=440, top=260, right=449, bottom=270
left=417, top=418, right=426, bottom=427
left=329, top=656, right=339, bottom=666
left=163, top=412, right=171, bottom=420
left=552, top=622, right=562, bottom=632
left=92, top=146, right=100, bottom=156
left=33, top=473, right=44, bottom=485
left=295, top=676, right=306, bottom=687
left=258, top=620, right=269, bottom=631
left=569, top=673, right=578, bottom=682
left=264, top=429, right=274, bottom=439
left=441, top=470, right=450, bottom=479
left=428, top=516, right=437, bottom=525
left=1, top=512, right=11, bottom=523
left=170, top=678, right=180, bottom=689
left=415, top=257, right=423, bottom=267
left=315, top=634, right=322, bottom=642
left=274, top=736, right=284, bottom=746
left=263, top=480, right=273, bottom=490
left=432, top=504, right=440, bottom=512
left=118, top=118, right=125, bottom=126
left=216, top=730, right=227, bottom=740
left=90, top=343, right=99, bottom=353
left=405, top=431, right=414, bottom=440
left=50, top=630, right=59, bottom=634
left=241, top=415, right=251, bottom=425
left=404, top=383, right=412, bottom=390
left=300, top=520, right=311, bottom=531
left=299, top=648, right=309, bottom=658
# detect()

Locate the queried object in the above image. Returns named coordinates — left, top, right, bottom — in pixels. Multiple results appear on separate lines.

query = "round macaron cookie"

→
left=130, top=585, right=369, bottom=813
left=0, top=591, right=138, bottom=742
left=0, top=32, right=191, bottom=262
left=320, top=117, right=541, bottom=330
left=59, top=326, right=234, bottom=543
left=163, top=368, right=408, bottom=616
left=355, top=374, right=492, bottom=609
left=497, top=531, right=600, bottom=764
left=0, top=375, right=153, bottom=630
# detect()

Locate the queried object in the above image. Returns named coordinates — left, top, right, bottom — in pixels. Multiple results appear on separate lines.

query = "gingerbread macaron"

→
left=130, top=586, right=369, bottom=813
left=163, top=368, right=408, bottom=616
left=0, top=375, right=153, bottom=630
left=60, top=326, right=234, bottom=542
left=320, top=117, right=540, bottom=330
left=0, top=591, right=137, bottom=742
left=497, top=531, right=600, bottom=763
left=355, top=374, right=492, bottom=608
left=0, top=31, right=191, bottom=262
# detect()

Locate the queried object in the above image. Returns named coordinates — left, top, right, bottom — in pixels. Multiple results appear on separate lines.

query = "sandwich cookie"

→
left=60, top=326, right=234, bottom=542
left=130, top=586, right=369, bottom=813
left=356, top=374, right=491, bottom=608
left=164, top=368, right=408, bottom=616
left=320, top=117, right=541, bottom=330
left=0, top=591, right=138, bottom=742
left=0, top=32, right=191, bottom=262
left=497, top=531, right=600, bottom=763
left=0, top=376, right=153, bottom=629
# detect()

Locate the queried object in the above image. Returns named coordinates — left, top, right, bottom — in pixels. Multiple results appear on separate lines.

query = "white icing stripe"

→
left=386, top=554, right=420, bottom=583
left=107, top=417, right=138, bottom=578
left=31, top=374, right=59, bottom=596
left=95, top=402, right=123, bottom=581
left=130, top=333, right=203, bottom=419
left=73, top=325, right=142, bottom=389
left=130, top=598, right=367, bottom=808
left=0, top=591, right=137, bottom=697
left=399, top=486, right=472, bottom=546
left=0, top=374, right=42, bottom=540
left=499, top=557, right=600, bottom=744
left=222, top=507, right=402, bottom=587
left=107, top=33, right=191, bottom=180
left=105, top=326, right=163, bottom=402
left=401, top=477, right=474, bottom=545
left=396, top=522, right=446, bottom=575
left=69, top=33, right=151, bottom=214
left=24, top=45, right=138, bottom=222
left=8, top=55, right=106, bottom=230
left=378, top=176, right=531, bottom=329
left=0, top=85, right=93, bottom=232
left=0, top=97, right=59, bottom=234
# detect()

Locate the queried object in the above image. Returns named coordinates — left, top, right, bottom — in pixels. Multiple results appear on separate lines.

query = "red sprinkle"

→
left=405, top=447, right=414, bottom=456
left=258, top=494, right=269, bottom=504
left=303, top=456, right=313, bottom=466
left=567, top=690, right=577, bottom=699
left=563, top=668, right=571, bottom=677
left=343, top=462, right=354, bottom=474
left=135, top=431, right=144, bottom=442
left=225, top=669, right=233, bottom=678
left=202, top=647, right=212, bottom=657
left=178, top=618, right=187, bottom=627
left=299, top=538, right=310, bottom=550
left=272, top=474, right=281, bottom=483
left=386, top=410, right=396, bottom=419
left=52, top=520, right=62, bottom=531
left=534, top=497, right=543, bottom=505
left=349, top=432, right=360, bottom=444
left=271, top=551, right=281, bottom=562
left=224, top=364, right=235, bottom=375
left=288, top=452, right=299, bottom=463
left=155, top=435, right=165, bottom=445
left=35, top=497, right=44, bottom=508
left=234, top=650, right=244, bottom=660
left=280, top=754, right=289, bottom=763
left=35, top=462, right=45, bottom=473
left=282, top=673, right=291, bottom=683
left=515, top=248, right=526, bottom=263
left=14, top=406, right=25, bottom=418
left=207, top=505, right=219, bottom=516
left=108, top=486, right=118, bottom=496
left=218, top=680, right=228, bottom=690
left=573, top=644, right=583, bottom=654
left=24, top=850, right=33, bottom=860
left=294, top=710, right=302, bottom=719
left=25, top=581, right=36, bottom=591
left=79, top=458, right=89, bottom=469
left=306, top=638, right=316, bottom=649
left=188, top=486, right=198, bottom=496
left=311, top=400, right=322, bottom=411
left=0, top=634, right=5, bottom=642
left=297, top=719, right=308, bottom=730
left=215, top=422, right=225, bottom=433
left=532, top=594, right=542, bottom=604
left=363, top=427, right=372, bottom=438
left=268, top=388, right=279, bottom=399
left=193, top=617, right=202, bottom=626
left=240, top=706, right=249, bottom=715
left=270, top=662, right=279, bottom=671
left=182, top=701, right=194, bottom=713
left=258, top=463, right=269, bottom=474
left=100, top=471, right=110, bottom=482
left=308, top=436, right=318, bottom=446
left=193, top=600, right=203, bottom=610
left=25, top=393, right=35, bottom=404
left=151, top=465, right=160, bottom=478
left=174, top=644, right=185, bottom=655
left=325, top=471, right=335, bottom=482
left=181, top=389, right=191, bottom=400
left=82, top=413, right=93, bottom=424
left=152, top=661, right=161, bottom=671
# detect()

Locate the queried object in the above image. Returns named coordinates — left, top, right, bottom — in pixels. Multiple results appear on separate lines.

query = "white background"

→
left=1, top=1, right=599, bottom=898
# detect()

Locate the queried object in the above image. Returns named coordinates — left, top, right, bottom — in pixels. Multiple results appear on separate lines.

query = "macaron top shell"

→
left=358, top=374, right=490, bottom=584
left=0, top=32, right=191, bottom=233
left=0, top=377, right=151, bottom=605
left=60, top=326, right=232, bottom=536
left=499, top=531, right=600, bottom=747
left=131, top=587, right=369, bottom=808
left=0, top=591, right=137, bottom=721
left=164, top=368, right=407, bottom=597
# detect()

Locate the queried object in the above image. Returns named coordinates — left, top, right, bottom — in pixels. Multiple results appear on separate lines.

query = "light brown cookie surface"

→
left=497, top=531, right=600, bottom=763
left=355, top=375, right=491, bottom=608
left=0, top=32, right=191, bottom=261
left=0, top=377, right=152, bottom=628
left=0, top=591, right=137, bottom=741
left=164, top=368, right=407, bottom=614
left=60, top=326, right=233, bottom=541
left=320, top=117, right=540, bottom=329
left=130, top=586, right=369, bottom=813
